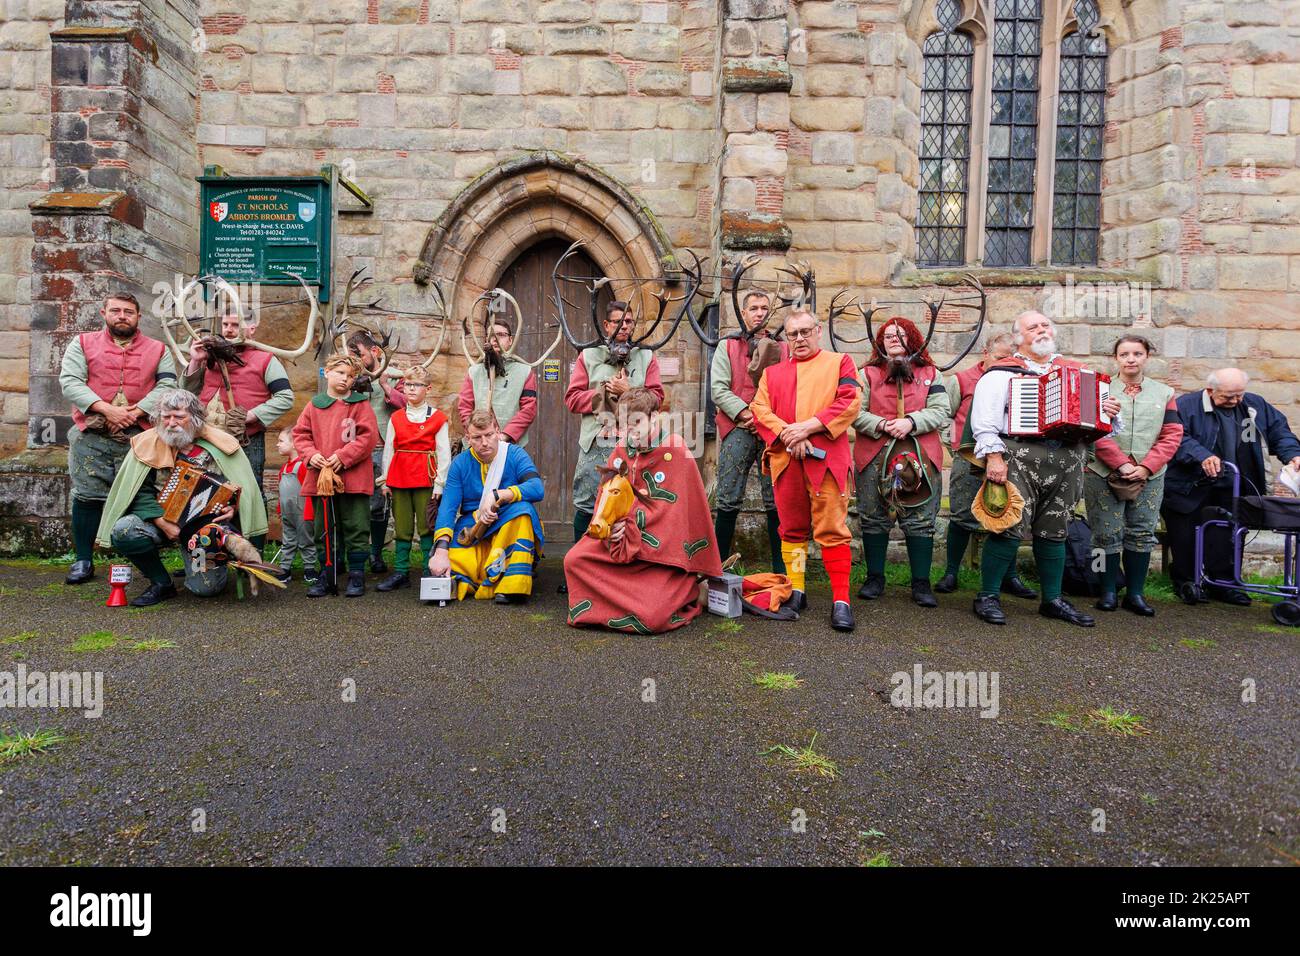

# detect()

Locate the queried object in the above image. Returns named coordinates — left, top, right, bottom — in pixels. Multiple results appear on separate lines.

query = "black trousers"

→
left=1161, top=487, right=1239, bottom=588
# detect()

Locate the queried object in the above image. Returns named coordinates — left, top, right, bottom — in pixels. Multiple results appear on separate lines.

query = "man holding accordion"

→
left=966, top=311, right=1121, bottom=628
left=95, top=389, right=269, bottom=606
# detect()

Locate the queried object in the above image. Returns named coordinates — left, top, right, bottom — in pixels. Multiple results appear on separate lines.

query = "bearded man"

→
left=59, top=291, right=177, bottom=585
left=96, top=389, right=268, bottom=606
left=966, top=312, right=1121, bottom=627
left=456, top=316, right=538, bottom=446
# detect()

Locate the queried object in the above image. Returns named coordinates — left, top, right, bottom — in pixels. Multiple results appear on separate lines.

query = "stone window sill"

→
left=898, top=265, right=1153, bottom=288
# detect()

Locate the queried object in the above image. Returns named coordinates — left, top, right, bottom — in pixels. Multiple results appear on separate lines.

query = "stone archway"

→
left=412, top=150, right=677, bottom=324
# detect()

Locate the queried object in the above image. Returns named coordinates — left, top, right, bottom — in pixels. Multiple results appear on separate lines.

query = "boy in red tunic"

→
left=292, top=354, right=379, bottom=598
left=564, top=388, right=723, bottom=634
left=749, top=309, right=862, bottom=632
left=377, top=365, right=451, bottom=592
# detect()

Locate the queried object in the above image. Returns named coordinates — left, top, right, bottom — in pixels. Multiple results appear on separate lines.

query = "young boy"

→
left=292, top=354, right=379, bottom=597
left=274, top=428, right=318, bottom=584
left=377, top=366, right=451, bottom=591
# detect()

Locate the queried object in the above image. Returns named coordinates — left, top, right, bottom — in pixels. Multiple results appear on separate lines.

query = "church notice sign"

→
left=198, top=168, right=333, bottom=300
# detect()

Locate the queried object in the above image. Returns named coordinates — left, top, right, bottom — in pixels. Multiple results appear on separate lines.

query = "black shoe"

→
left=307, top=576, right=338, bottom=597
left=972, top=594, right=1006, bottom=625
left=273, top=568, right=293, bottom=584
left=493, top=593, right=527, bottom=605
left=1208, top=585, right=1250, bottom=606
left=1094, top=591, right=1118, bottom=611
left=556, top=581, right=568, bottom=595
left=1002, top=575, right=1038, bottom=601
left=830, top=600, right=855, bottom=632
left=1122, top=594, right=1156, bottom=616
left=911, top=578, right=938, bottom=608
left=1039, top=597, right=1095, bottom=627
left=933, top=571, right=958, bottom=594
left=788, top=590, right=807, bottom=613
left=172, top=567, right=187, bottom=578
left=369, top=556, right=388, bottom=574
left=130, top=582, right=177, bottom=607
left=64, top=560, right=94, bottom=585
left=376, top=571, right=411, bottom=592
left=345, top=570, right=366, bottom=598
left=857, top=573, right=886, bottom=600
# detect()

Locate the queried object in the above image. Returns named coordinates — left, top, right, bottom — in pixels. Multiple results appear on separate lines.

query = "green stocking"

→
left=1032, top=538, right=1067, bottom=604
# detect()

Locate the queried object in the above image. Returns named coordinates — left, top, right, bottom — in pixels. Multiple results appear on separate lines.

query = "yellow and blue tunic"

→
left=433, top=443, right=545, bottom=599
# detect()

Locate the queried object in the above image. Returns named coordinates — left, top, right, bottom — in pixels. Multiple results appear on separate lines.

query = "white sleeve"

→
left=970, top=369, right=1013, bottom=459
left=434, top=423, right=451, bottom=495
left=381, top=419, right=395, bottom=483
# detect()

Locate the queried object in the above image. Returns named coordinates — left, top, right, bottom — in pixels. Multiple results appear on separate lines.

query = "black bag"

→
left=1237, top=495, right=1300, bottom=531
left=1061, top=515, right=1126, bottom=597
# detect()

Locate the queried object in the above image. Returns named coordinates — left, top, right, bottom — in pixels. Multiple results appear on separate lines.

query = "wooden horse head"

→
left=587, top=458, right=651, bottom=540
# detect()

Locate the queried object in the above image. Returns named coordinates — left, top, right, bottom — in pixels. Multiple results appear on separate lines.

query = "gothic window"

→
left=913, top=0, right=1112, bottom=270
left=1051, top=0, right=1107, bottom=265
left=983, top=0, right=1042, bottom=267
left=918, top=0, right=974, bottom=267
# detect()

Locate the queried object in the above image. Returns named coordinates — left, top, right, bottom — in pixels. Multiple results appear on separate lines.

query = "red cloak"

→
left=564, top=433, right=723, bottom=634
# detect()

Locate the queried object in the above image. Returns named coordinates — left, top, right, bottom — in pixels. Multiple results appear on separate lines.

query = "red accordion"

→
left=1006, top=365, right=1112, bottom=443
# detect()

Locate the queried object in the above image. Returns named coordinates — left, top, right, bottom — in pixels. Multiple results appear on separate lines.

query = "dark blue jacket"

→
left=1163, top=390, right=1300, bottom=514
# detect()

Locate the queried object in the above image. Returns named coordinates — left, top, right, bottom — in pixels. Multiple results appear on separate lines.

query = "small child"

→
left=378, top=366, right=451, bottom=591
left=292, top=353, right=379, bottom=597
left=275, top=428, right=318, bottom=584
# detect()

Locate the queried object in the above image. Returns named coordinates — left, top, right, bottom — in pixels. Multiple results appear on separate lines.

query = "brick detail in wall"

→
left=200, top=15, right=246, bottom=36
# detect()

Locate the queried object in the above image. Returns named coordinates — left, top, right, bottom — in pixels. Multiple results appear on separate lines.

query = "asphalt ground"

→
left=0, top=555, right=1295, bottom=866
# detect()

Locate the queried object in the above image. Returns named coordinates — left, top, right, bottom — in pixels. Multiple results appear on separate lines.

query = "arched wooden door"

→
left=495, top=238, right=612, bottom=529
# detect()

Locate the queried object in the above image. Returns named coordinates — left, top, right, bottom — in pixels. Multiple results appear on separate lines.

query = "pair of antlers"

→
left=825, top=274, right=987, bottom=373
left=551, top=240, right=711, bottom=351
left=161, top=273, right=321, bottom=371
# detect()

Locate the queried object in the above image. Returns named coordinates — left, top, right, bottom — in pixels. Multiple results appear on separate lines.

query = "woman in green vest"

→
left=1084, top=334, right=1184, bottom=615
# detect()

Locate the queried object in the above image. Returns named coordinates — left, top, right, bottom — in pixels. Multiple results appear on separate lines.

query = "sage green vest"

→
left=468, top=359, right=532, bottom=448
left=1088, top=376, right=1176, bottom=477
left=578, top=345, right=653, bottom=452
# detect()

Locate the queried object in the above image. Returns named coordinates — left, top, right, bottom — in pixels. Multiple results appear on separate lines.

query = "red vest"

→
left=949, top=362, right=985, bottom=451
left=853, top=363, right=944, bottom=473
left=197, top=347, right=276, bottom=436
left=72, top=328, right=167, bottom=429
left=714, top=337, right=788, bottom=442
left=385, top=406, right=448, bottom=488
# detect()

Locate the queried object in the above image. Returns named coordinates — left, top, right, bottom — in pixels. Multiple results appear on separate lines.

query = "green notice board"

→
left=198, top=168, right=334, bottom=301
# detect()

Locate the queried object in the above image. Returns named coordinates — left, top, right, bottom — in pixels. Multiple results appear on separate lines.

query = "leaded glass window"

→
left=918, top=0, right=974, bottom=267
left=984, top=0, right=1042, bottom=267
left=1052, top=0, right=1107, bottom=265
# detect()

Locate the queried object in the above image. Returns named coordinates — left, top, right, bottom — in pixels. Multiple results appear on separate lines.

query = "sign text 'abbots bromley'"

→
left=198, top=166, right=334, bottom=300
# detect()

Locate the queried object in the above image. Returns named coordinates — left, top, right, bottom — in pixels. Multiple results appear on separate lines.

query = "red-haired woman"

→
left=1084, top=334, right=1182, bottom=615
left=852, top=318, right=950, bottom=607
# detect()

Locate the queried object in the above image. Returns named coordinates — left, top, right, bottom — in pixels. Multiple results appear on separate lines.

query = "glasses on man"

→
left=786, top=327, right=819, bottom=340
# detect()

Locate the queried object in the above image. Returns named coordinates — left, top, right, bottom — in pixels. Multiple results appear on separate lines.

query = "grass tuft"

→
left=753, top=671, right=803, bottom=691
left=527, top=613, right=551, bottom=623
left=1041, top=711, right=1082, bottom=732
left=762, top=733, right=838, bottom=780
left=0, top=632, right=38, bottom=646
left=1179, top=637, right=1217, bottom=650
left=711, top=619, right=744, bottom=634
left=1085, top=706, right=1150, bottom=737
left=0, top=727, right=68, bottom=763
left=128, top=639, right=176, bottom=652
left=71, top=630, right=119, bottom=652
left=862, top=850, right=893, bottom=867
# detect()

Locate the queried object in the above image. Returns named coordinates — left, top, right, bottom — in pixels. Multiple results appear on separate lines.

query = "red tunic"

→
left=73, top=328, right=167, bottom=429
left=950, top=362, right=985, bottom=452
left=853, top=363, right=944, bottom=472
left=291, top=394, right=379, bottom=496
left=385, top=407, right=448, bottom=488
left=195, top=347, right=276, bottom=437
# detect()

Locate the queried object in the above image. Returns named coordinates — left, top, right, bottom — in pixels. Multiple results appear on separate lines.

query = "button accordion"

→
left=1006, top=365, right=1112, bottom=443
left=157, top=459, right=241, bottom=533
